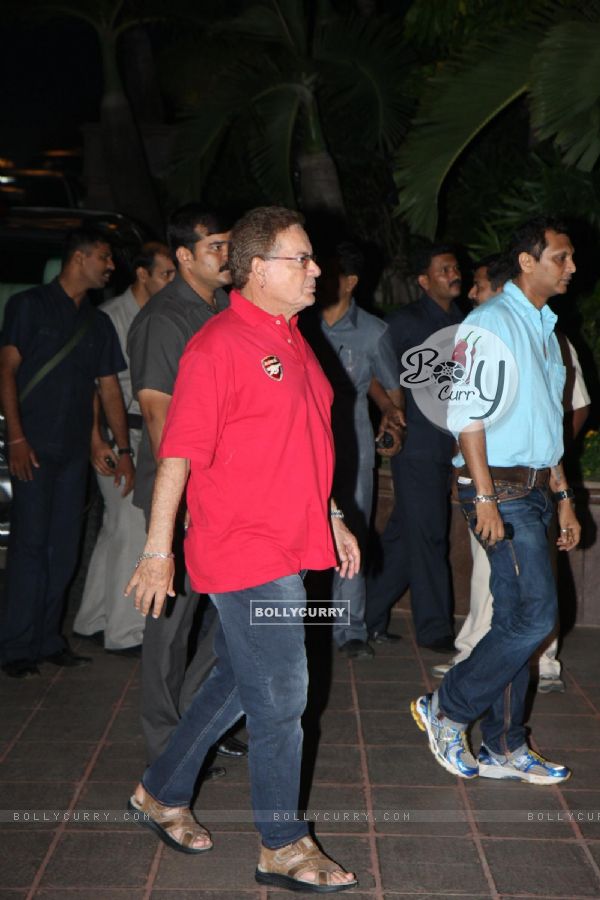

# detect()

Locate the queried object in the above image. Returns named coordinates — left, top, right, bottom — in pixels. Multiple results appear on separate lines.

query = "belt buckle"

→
left=527, top=468, right=537, bottom=489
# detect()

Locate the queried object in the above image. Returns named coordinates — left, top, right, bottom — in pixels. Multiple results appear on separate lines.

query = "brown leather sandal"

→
left=128, top=792, right=212, bottom=855
left=255, top=835, right=357, bottom=893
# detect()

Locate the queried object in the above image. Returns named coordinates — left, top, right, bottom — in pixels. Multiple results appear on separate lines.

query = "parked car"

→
left=0, top=168, right=82, bottom=209
left=0, top=206, right=151, bottom=551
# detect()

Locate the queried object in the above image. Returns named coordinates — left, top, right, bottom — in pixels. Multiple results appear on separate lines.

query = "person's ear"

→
left=518, top=251, right=535, bottom=273
left=175, top=246, right=192, bottom=269
left=251, top=256, right=267, bottom=287
left=417, top=273, right=429, bottom=292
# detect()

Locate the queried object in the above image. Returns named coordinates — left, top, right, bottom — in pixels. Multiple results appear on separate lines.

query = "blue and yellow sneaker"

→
left=478, top=744, right=571, bottom=785
left=410, top=694, right=478, bottom=779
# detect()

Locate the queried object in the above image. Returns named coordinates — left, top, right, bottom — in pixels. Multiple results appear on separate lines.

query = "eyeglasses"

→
left=263, top=253, right=317, bottom=269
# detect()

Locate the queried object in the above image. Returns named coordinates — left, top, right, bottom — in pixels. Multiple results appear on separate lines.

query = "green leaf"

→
left=530, top=21, right=600, bottom=171
left=394, top=33, right=537, bottom=237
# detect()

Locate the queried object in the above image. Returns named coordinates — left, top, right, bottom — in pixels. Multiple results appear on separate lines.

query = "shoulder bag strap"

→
left=19, top=310, right=96, bottom=404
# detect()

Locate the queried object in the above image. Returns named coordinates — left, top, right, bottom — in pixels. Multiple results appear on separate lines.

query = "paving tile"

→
left=73, top=781, right=142, bottom=829
left=367, top=745, right=451, bottom=786
left=527, top=714, right=600, bottom=748
left=106, top=710, right=145, bottom=742
left=36, top=892, right=144, bottom=899
left=528, top=689, right=591, bottom=715
left=376, top=835, right=489, bottom=893
left=357, top=656, right=419, bottom=682
left=311, top=745, right=362, bottom=784
left=154, top=832, right=260, bottom=890
left=152, top=893, right=259, bottom=899
left=0, top=708, right=37, bottom=743
left=357, top=681, right=426, bottom=710
left=464, top=779, right=572, bottom=837
left=1, top=740, right=95, bottom=782
left=561, top=790, right=600, bottom=837
left=0, top=781, right=76, bottom=823
left=40, top=832, right=155, bottom=889
left=20, top=707, right=111, bottom=743
left=372, top=785, right=468, bottom=835
left=483, top=839, right=600, bottom=896
left=90, top=742, right=146, bottom=782
left=305, top=784, right=370, bottom=832
left=191, top=778, right=254, bottom=833
left=313, top=710, right=359, bottom=744
left=360, top=709, right=421, bottom=745
left=320, top=680, right=353, bottom=709
left=0, top=830, right=55, bottom=888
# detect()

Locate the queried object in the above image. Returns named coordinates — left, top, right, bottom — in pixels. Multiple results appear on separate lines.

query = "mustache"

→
left=219, top=263, right=230, bottom=273
left=450, top=278, right=461, bottom=288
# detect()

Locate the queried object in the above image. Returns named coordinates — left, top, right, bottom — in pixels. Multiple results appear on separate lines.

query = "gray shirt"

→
left=301, top=299, right=399, bottom=471
left=127, top=272, right=229, bottom=517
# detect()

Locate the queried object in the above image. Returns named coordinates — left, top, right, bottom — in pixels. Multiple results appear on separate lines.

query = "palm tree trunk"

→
left=99, top=29, right=164, bottom=235
left=297, top=95, right=345, bottom=215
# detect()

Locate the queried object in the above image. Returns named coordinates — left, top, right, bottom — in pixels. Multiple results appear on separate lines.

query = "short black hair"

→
left=167, top=204, right=231, bottom=254
left=133, top=241, right=172, bottom=273
left=413, top=242, right=456, bottom=277
left=472, top=253, right=508, bottom=291
left=505, top=216, right=570, bottom=279
left=62, top=227, right=111, bottom=266
left=335, top=241, right=364, bottom=279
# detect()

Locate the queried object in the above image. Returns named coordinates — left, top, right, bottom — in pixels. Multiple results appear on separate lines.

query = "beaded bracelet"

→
left=330, top=509, right=344, bottom=519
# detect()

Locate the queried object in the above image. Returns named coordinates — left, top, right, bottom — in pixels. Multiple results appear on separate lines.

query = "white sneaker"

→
left=537, top=675, right=565, bottom=694
left=430, top=661, right=453, bottom=679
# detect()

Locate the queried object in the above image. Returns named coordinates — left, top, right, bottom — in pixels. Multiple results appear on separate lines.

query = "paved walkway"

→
left=2, top=610, right=600, bottom=899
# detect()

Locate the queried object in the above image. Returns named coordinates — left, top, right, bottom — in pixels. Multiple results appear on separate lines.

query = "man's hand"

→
left=556, top=500, right=581, bottom=551
left=124, top=557, right=175, bottom=619
left=331, top=517, right=361, bottom=579
left=91, top=437, right=118, bottom=476
left=376, top=406, right=405, bottom=458
left=474, top=501, right=505, bottom=547
left=8, top=438, right=40, bottom=481
left=114, top=453, right=135, bottom=497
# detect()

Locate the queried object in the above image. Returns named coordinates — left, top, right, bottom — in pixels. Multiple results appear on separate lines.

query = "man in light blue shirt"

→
left=412, top=216, right=581, bottom=785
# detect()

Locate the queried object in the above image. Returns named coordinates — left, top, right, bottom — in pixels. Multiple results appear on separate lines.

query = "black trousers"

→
left=0, top=453, right=89, bottom=663
left=365, top=453, right=454, bottom=645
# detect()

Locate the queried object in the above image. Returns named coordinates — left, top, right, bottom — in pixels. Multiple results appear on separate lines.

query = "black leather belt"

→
left=127, top=413, right=143, bottom=431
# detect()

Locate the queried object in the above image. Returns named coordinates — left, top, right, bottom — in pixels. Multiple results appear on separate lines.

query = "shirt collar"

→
left=320, top=298, right=358, bottom=330
left=502, top=280, right=558, bottom=328
left=419, top=290, right=463, bottom=325
left=50, top=277, right=91, bottom=312
left=230, top=289, right=299, bottom=331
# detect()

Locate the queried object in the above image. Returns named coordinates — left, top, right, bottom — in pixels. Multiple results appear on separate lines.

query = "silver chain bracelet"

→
left=473, top=494, right=498, bottom=504
left=136, top=551, right=175, bottom=567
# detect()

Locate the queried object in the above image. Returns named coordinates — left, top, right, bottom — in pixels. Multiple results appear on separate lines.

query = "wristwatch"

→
left=552, top=488, right=575, bottom=502
left=117, top=447, right=134, bottom=457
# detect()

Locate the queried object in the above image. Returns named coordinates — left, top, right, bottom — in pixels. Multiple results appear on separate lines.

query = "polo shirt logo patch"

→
left=261, top=355, right=283, bottom=381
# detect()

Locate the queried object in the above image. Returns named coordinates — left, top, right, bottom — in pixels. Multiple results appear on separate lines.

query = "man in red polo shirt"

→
left=125, top=207, right=358, bottom=893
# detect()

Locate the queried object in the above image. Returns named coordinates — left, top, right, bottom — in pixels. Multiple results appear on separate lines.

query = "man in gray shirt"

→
left=302, top=242, right=404, bottom=657
left=128, top=206, right=239, bottom=764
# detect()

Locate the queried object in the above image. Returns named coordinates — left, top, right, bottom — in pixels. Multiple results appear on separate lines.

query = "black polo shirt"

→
left=1, top=278, right=126, bottom=458
left=127, top=272, right=230, bottom=517
left=387, top=291, right=464, bottom=462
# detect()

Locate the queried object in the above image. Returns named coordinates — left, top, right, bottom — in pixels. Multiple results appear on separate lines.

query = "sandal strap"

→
left=131, top=793, right=210, bottom=847
left=259, top=836, right=349, bottom=886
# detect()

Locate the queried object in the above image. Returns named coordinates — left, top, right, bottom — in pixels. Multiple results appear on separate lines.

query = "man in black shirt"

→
left=0, top=228, right=132, bottom=677
left=366, top=244, right=464, bottom=650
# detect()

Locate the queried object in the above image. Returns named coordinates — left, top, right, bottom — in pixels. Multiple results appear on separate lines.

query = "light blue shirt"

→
left=452, top=280, right=565, bottom=469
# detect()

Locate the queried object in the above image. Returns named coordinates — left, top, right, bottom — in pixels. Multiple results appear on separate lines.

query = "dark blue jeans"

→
left=0, top=453, right=89, bottom=663
left=438, top=484, right=557, bottom=754
left=143, top=574, right=310, bottom=848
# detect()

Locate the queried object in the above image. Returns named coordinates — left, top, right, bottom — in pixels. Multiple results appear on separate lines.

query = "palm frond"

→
left=246, top=86, right=303, bottom=205
left=393, top=32, right=537, bottom=237
left=530, top=21, right=600, bottom=171
left=209, top=0, right=306, bottom=55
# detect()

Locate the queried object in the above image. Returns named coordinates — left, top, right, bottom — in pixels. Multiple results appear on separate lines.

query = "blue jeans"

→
left=438, top=484, right=556, bottom=754
left=143, top=574, right=309, bottom=848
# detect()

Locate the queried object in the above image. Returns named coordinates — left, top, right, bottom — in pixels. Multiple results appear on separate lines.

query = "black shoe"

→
left=339, top=639, right=375, bottom=659
left=44, top=648, right=92, bottom=668
left=105, top=645, right=142, bottom=658
left=369, top=630, right=402, bottom=644
left=216, top=736, right=248, bottom=758
left=2, top=659, right=40, bottom=678
left=73, top=630, right=104, bottom=646
left=204, top=765, right=227, bottom=780
left=418, top=637, right=455, bottom=654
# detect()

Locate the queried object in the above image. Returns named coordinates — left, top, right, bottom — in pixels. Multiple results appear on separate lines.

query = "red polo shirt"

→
left=159, top=290, right=337, bottom=593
